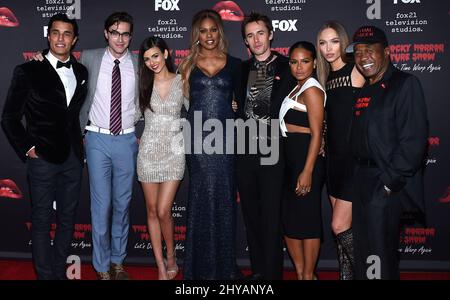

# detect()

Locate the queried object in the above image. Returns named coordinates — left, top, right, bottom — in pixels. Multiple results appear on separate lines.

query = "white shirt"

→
left=45, top=51, right=77, bottom=107
left=89, top=48, right=136, bottom=130
left=279, top=77, right=326, bottom=137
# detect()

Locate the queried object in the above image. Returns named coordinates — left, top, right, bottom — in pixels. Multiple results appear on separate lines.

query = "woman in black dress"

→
left=279, top=41, right=326, bottom=280
left=316, top=21, right=365, bottom=279
left=178, top=9, right=241, bottom=280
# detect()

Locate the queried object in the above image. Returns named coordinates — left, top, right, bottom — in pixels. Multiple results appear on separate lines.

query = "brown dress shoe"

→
left=97, top=271, right=111, bottom=280
left=110, top=263, right=130, bottom=280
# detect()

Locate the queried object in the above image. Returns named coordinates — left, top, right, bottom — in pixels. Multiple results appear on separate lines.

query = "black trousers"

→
left=27, top=150, right=82, bottom=280
left=352, top=165, right=403, bottom=280
left=236, top=154, right=284, bottom=279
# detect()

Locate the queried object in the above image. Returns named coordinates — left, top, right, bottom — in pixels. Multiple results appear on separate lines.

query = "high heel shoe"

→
left=157, top=260, right=168, bottom=280
left=165, top=249, right=179, bottom=280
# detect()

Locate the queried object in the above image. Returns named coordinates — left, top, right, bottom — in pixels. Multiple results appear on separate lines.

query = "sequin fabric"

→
left=137, top=74, right=185, bottom=182
left=183, top=55, right=241, bottom=280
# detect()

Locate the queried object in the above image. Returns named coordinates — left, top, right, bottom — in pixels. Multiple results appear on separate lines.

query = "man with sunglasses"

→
left=79, top=11, right=139, bottom=280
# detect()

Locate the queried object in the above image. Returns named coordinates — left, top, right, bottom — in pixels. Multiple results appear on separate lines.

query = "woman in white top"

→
left=279, top=41, right=326, bottom=280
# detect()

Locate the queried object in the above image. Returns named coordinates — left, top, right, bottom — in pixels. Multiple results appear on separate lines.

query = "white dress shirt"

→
left=88, top=48, right=136, bottom=130
left=45, top=51, right=77, bottom=107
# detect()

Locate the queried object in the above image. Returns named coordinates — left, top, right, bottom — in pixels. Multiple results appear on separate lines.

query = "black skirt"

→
left=282, top=132, right=325, bottom=240
left=326, top=152, right=354, bottom=201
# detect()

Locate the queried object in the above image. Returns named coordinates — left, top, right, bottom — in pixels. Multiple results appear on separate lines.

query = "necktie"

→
left=254, top=60, right=268, bottom=92
left=253, top=53, right=273, bottom=93
left=56, top=60, right=72, bottom=69
left=110, top=59, right=122, bottom=135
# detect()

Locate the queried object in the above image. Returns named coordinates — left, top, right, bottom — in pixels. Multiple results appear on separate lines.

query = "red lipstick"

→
left=0, top=7, right=19, bottom=27
left=212, top=1, right=244, bottom=22
left=0, top=179, right=23, bottom=199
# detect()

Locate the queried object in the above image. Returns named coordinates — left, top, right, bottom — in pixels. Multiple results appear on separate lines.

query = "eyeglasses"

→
left=108, top=30, right=131, bottom=39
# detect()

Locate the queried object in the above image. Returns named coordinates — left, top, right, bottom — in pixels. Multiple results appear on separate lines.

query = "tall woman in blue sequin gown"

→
left=179, top=9, right=241, bottom=280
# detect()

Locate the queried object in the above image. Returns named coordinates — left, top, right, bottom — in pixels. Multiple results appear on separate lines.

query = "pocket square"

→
left=81, top=80, right=86, bottom=85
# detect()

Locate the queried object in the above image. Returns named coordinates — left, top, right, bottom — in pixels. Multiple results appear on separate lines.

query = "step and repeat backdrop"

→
left=0, top=0, right=449, bottom=271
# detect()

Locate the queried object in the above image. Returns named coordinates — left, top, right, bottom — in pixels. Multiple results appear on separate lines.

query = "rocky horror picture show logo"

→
left=390, top=43, right=444, bottom=74
left=25, top=223, right=92, bottom=249
left=270, top=47, right=289, bottom=57
left=132, top=224, right=186, bottom=251
left=399, top=227, right=433, bottom=256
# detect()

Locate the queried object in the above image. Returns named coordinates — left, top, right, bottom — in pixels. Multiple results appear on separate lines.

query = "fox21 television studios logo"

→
left=39, top=0, right=81, bottom=37
left=37, top=0, right=81, bottom=19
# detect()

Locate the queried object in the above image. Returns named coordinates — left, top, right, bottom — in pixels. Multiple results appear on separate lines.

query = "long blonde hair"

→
left=178, top=9, right=228, bottom=97
left=316, top=21, right=350, bottom=87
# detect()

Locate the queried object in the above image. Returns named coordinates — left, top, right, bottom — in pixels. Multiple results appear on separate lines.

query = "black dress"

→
left=183, top=55, right=241, bottom=280
left=283, top=127, right=325, bottom=240
left=325, top=63, right=360, bottom=201
left=280, top=78, right=325, bottom=240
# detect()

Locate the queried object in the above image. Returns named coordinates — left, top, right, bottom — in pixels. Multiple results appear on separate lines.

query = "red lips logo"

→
left=212, top=1, right=244, bottom=22
left=439, top=187, right=450, bottom=203
left=0, top=179, right=23, bottom=199
left=0, top=7, right=19, bottom=27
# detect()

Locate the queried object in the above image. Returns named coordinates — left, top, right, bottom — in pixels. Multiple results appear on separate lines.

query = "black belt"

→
left=354, top=157, right=377, bottom=167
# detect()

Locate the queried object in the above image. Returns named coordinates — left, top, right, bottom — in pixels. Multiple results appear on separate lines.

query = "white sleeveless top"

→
left=279, top=77, right=326, bottom=137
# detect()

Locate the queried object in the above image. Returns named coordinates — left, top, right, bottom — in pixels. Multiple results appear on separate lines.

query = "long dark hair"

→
left=138, top=36, right=174, bottom=112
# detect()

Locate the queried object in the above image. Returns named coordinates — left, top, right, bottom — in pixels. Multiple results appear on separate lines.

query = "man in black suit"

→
left=1, top=14, right=88, bottom=280
left=346, top=26, right=428, bottom=279
left=235, top=12, right=295, bottom=280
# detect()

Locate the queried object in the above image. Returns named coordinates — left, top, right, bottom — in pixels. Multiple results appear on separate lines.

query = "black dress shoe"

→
left=109, top=263, right=130, bottom=280
left=244, top=273, right=262, bottom=280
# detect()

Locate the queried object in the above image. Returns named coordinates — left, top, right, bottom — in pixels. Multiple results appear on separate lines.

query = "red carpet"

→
left=1, top=260, right=449, bottom=280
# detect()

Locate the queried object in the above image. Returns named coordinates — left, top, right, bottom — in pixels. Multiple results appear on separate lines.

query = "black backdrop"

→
left=0, top=0, right=449, bottom=272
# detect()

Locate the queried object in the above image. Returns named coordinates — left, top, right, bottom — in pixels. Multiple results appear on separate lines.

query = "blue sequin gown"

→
left=183, top=55, right=241, bottom=280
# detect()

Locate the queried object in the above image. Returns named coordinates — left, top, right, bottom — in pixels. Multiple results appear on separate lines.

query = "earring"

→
left=196, top=40, right=200, bottom=45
